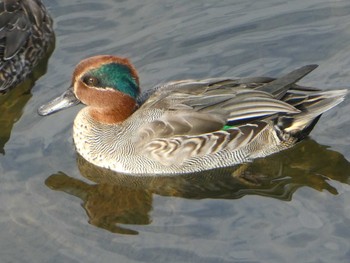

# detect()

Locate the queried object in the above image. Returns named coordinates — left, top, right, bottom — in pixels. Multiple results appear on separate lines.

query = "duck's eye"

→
left=83, top=76, right=99, bottom=86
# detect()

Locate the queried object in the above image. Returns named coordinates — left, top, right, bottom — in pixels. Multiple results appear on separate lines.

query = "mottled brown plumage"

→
left=0, top=0, right=54, bottom=92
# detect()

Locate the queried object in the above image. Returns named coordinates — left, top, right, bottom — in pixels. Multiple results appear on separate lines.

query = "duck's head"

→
left=38, top=55, right=140, bottom=123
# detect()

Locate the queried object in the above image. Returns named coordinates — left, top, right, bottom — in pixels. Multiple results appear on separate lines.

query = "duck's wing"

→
left=135, top=87, right=295, bottom=165
left=132, top=65, right=347, bottom=166
left=135, top=67, right=316, bottom=142
left=256, top=64, right=318, bottom=99
left=134, top=81, right=285, bottom=165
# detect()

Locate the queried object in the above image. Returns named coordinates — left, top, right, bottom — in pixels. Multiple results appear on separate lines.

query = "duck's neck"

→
left=88, top=96, right=137, bottom=124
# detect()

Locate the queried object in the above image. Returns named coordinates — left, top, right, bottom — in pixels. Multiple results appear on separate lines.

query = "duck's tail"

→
left=279, top=88, right=348, bottom=137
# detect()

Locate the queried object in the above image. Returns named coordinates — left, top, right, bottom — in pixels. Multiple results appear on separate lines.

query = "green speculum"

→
left=222, top=124, right=234, bottom=131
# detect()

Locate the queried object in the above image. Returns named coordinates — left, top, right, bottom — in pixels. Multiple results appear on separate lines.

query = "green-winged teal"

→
left=38, top=55, right=347, bottom=175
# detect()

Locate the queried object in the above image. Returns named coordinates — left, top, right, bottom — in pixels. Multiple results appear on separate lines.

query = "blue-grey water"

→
left=1, top=0, right=350, bottom=262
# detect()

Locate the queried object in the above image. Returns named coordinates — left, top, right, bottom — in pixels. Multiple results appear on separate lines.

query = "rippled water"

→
left=1, top=0, right=350, bottom=262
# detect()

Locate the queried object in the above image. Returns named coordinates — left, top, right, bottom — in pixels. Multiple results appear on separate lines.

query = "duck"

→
left=0, top=0, right=54, bottom=93
left=38, top=55, right=347, bottom=175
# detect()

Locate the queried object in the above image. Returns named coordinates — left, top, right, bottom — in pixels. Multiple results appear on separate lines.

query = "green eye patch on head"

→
left=83, top=63, right=139, bottom=99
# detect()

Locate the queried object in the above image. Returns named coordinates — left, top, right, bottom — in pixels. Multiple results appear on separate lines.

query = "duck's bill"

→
left=38, top=88, right=81, bottom=116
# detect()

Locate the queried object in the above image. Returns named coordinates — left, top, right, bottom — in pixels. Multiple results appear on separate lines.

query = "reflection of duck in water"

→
left=45, top=140, right=350, bottom=235
left=0, top=0, right=55, bottom=153
left=0, top=0, right=54, bottom=92
left=46, top=172, right=152, bottom=235
left=39, top=55, right=346, bottom=174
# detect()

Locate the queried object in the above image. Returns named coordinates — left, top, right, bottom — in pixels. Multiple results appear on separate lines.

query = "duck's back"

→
left=0, top=0, right=54, bottom=92
left=119, top=66, right=347, bottom=174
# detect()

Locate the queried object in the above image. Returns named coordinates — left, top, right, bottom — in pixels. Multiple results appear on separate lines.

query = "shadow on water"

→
left=45, top=139, right=350, bottom=235
left=0, top=41, right=55, bottom=154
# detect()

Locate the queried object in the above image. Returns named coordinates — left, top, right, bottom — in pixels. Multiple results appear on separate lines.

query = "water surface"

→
left=1, top=0, right=350, bottom=262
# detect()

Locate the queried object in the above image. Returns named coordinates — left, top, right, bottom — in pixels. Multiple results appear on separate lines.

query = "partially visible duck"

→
left=38, top=55, right=347, bottom=175
left=0, top=0, right=54, bottom=93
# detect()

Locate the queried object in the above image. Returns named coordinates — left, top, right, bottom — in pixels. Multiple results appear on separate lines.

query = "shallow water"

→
left=1, top=0, right=350, bottom=262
